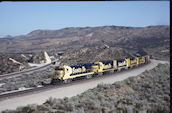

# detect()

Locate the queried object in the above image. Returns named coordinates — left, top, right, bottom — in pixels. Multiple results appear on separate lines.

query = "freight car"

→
left=49, top=55, right=150, bottom=84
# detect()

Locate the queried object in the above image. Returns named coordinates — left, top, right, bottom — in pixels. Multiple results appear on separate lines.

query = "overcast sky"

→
left=0, top=1, right=170, bottom=37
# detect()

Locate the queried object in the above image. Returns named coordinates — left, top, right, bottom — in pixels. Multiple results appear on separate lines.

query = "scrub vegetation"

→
left=3, top=63, right=170, bottom=113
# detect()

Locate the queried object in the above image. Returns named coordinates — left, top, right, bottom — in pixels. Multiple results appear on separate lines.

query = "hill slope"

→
left=0, top=25, right=169, bottom=54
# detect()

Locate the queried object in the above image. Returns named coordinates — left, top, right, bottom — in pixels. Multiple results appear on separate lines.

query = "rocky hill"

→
left=0, top=51, right=51, bottom=75
left=29, top=51, right=51, bottom=64
left=0, top=53, right=29, bottom=74
left=0, top=25, right=169, bottom=57
left=59, top=47, right=134, bottom=65
left=0, top=25, right=169, bottom=74
left=3, top=63, right=170, bottom=113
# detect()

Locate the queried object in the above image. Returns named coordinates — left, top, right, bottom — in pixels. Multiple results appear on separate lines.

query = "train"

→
left=49, top=55, right=150, bottom=84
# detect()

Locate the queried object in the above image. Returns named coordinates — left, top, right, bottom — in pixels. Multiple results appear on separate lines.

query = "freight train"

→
left=49, top=55, right=150, bottom=84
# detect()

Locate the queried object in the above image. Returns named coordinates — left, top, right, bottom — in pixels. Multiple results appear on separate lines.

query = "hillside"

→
left=0, top=25, right=169, bottom=74
left=59, top=47, right=134, bottom=65
left=0, top=25, right=169, bottom=57
left=0, top=51, right=51, bottom=75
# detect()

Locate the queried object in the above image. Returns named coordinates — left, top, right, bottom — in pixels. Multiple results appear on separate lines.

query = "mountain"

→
left=0, top=25, right=169, bottom=60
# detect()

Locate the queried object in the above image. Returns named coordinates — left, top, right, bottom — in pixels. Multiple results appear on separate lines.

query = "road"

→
left=0, top=59, right=168, bottom=112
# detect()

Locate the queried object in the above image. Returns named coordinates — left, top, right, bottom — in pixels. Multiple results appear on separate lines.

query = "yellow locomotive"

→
left=50, top=55, right=150, bottom=84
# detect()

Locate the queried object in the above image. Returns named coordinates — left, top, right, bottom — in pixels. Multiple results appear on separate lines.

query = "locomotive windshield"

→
left=93, top=64, right=99, bottom=66
left=55, top=67, right=64, bottom=71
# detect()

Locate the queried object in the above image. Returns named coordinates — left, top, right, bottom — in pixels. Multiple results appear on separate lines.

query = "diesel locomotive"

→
left=49, top=55, right=150, bottom=84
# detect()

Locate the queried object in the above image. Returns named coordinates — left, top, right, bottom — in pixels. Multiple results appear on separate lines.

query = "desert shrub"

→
left=63, top=102, right=75, bottom=111
left=45, top=97, right=59, bottom=106
left=21, top=106, right=35, bottom=113
left=97, top=93, right=105, bottom=101
left=73, top=107, right=85, bottom=113
left=112, top=82, right=122, bottom=89
left=37, top=104, right=51, bottom=112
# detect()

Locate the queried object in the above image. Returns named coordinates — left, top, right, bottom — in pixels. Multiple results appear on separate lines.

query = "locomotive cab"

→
left=54, top=66, right=65, bottom=80
left=52, top=65, right=72, bottom=80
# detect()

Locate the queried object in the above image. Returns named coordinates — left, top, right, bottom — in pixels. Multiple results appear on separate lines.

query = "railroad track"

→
left=0, top=63, right=51, bottom=80
left=0, top=62, right=150, bottom=101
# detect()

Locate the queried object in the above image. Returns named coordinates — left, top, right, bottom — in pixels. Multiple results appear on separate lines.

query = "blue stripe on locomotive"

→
left=101, top=60, right=114, bottom=70
left=130, top=57, right=135, bottom=60
left=70, top=63, right=93, bottom=76
left=116, top=59, right=126, bottom=67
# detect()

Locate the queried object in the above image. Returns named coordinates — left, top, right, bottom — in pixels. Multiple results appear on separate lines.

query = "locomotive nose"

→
left=56, top=70, right=64, bottom=76
left=56, top=69, right=65, bottom=79
left=53, top=66, right=65, bottom=80
left=91, top=65, right=99, bottom=72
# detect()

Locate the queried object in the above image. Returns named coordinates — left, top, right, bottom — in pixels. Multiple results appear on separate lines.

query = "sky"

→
left=0, top=1, right=170, bottom=37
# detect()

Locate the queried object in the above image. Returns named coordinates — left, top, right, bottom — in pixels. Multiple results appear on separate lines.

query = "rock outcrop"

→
left=8, top=58, right=25, bottom=71
left=0, top=51, right=52, bottom=75
left=31, top=51, right=51, bottom=64
left=0, top=57, right=25, bottom=74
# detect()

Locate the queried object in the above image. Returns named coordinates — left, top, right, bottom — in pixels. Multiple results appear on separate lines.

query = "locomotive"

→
left=49, top=55, right=150, bottom=84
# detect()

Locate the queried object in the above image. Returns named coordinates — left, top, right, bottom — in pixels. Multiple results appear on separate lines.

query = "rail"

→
left=0, top=61, right=150, bottom=101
